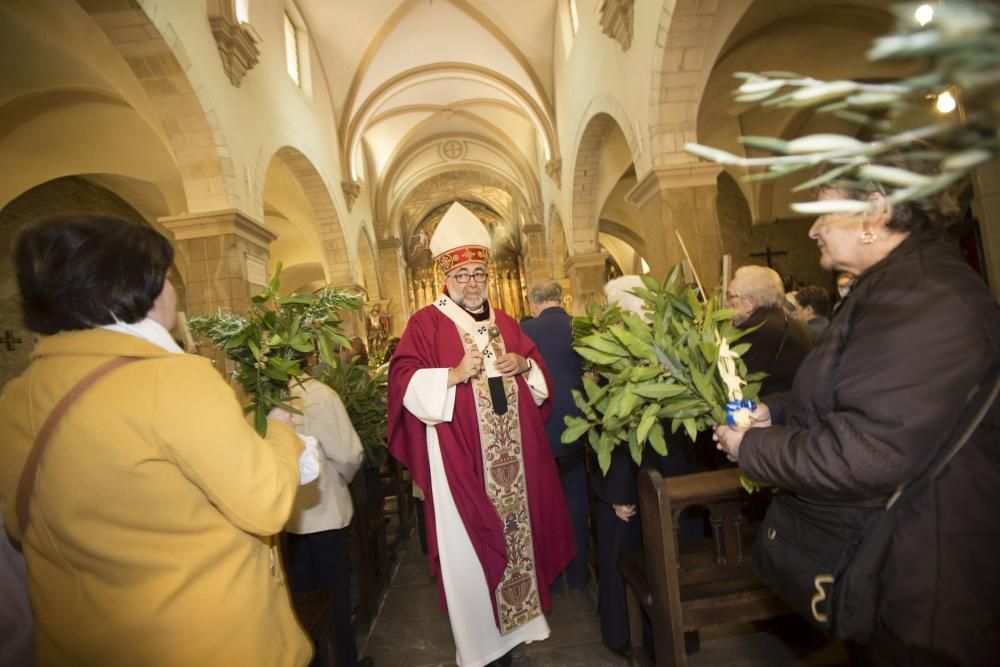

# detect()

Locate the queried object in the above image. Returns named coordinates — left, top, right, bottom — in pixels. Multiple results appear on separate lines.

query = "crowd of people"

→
left=1, top=179, right=997, bottom=667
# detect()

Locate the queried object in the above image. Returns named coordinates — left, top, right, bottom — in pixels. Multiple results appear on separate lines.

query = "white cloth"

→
left=404, top=368, right=550, bottom=667
left=297, top=435, right=321, bottom=486
left=286, top=378, right=364, bottom=534
left=101, top=317, right=184, bottom=354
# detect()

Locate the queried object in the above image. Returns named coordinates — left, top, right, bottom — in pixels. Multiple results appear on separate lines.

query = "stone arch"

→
left=569, top=104, right=640, bottom=257
left=76, top=0, right=237, bottom=211
left=0, top=176, right=190, bottom=383
left=262, top=145, right=354, bottom=287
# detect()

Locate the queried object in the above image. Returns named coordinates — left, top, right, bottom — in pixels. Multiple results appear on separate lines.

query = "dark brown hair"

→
left=16, top=214, right=174, bottom=335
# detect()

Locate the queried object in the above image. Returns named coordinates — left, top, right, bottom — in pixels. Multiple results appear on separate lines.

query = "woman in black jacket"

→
left=715, top=176, right=1000, bottom=665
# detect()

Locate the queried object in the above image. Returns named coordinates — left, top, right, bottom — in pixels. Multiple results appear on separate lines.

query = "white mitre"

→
left=429, top=202, right=492, bottom=273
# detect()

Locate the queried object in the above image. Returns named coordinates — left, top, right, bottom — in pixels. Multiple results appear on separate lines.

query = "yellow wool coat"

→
left=0, top=329, right=312, bottom=666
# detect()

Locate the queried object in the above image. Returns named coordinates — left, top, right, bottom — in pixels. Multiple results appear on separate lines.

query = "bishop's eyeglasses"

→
left=450, top=271, right=489, bottom=284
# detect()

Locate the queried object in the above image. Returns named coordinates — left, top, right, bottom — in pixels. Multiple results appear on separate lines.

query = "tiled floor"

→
left=361, top=539, right=849, bottom=667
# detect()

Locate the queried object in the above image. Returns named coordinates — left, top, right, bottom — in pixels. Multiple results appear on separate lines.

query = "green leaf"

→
left=579, top=334, right=628, bottom=356
left=637, top=404, right=659, bottom=443
left=684, top=143, right=741, bottom=164
left=576, top=347, right=624, bottom=366
left=856, top=164, right=932, bottom=187
left=632, top=381, right=686, bottom=400
left=597, top=434, right=612, bottom=475
left=247, top=339, right=261, bottom=361
left=253, top=406, right=267, bottom=436
left=682, top=418, right=698, bottom=442
left=739, top=135, right=791, bottom=153
left=648, top=422, right=668, bottom=456
left=277, top=295, right=316, bottom=306
left=628, top=430, right=642, bottom=466
left=629, top=367, right=661, bottom=382
left=562, top=418, right=591, bottom=444
left=699, top=341, right=719, bottom=365
left=619, top=385, right=640, bottom=418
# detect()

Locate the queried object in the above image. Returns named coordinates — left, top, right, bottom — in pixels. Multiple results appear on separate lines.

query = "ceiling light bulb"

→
left=915, top=4, right=934, bottom=27
left=936, top=91, right=957, bottom=114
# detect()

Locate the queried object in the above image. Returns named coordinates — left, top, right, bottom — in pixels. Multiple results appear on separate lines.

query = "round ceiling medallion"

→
left=441, top=140, right=466, bottom=161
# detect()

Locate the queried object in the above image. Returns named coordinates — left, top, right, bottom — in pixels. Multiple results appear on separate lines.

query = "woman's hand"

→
left=495, top=352, right=528, bottom=377
left=713, top=425, right=746, bottom=462
left=448, top=349, right=484, bottom=386
left=268, top=407, right=294, bottom=428
left=713, top=402, right=772, bottom=461
left=750, top=402, right=772, bottom=428
left=613, top=504, right=636, bottom=522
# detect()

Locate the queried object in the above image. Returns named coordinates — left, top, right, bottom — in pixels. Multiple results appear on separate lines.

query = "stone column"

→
left=160, top=208, right=275, bottom=373
left=564, top=251, right=608, bottom=316
left=970, top=160, right=1000, bottom=301
left=377, top=236, right=409, bottom=335
left=161, top=209, right=275, bottom=316
left=521, top=223, right=552, bottom=286
left=626, top=163, right=724, bottom=291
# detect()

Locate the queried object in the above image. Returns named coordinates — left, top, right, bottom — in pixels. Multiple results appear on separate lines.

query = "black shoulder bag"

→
left=752, top=359, right=1000, bottom=643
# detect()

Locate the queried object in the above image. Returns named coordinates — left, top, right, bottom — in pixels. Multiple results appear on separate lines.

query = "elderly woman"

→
left=715, top=179, right=1000, bottom=665
left=0, top=215, right=312, bottom=665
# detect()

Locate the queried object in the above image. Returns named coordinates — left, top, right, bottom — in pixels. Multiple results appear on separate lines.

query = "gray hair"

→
left=527, top=281, right=563, bottom=304
left=732, top=265, right=784, bottom=309
left=604, top=275, right=648, bottom=321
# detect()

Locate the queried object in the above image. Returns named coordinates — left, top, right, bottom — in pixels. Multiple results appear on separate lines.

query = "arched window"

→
left=283, top=11, right=300, bottom=85
left=283, top=3, right=312, bottom=96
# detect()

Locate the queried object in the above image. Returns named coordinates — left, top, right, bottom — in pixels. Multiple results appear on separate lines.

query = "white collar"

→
left=100, top=317, right=184, bottom=354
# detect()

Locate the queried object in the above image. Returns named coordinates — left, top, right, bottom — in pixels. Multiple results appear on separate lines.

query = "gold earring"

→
left=860, top=229, right=877, bottom=245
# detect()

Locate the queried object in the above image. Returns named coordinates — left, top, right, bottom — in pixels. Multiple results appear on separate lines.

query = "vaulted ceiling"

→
left=298, top=0, right=557, bottom=243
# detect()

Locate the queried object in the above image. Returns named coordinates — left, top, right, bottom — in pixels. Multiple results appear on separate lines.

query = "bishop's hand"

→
left=495, top=352, right=528, bottom=377
left=449, top=349, right=484, bottom=386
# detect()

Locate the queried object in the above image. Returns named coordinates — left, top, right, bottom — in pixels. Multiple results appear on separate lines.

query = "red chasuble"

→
left=387, top=303, right=574, bottom=629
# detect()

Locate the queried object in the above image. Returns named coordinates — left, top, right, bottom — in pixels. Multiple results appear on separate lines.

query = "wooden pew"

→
left=619, top=467, right=788, bottom=666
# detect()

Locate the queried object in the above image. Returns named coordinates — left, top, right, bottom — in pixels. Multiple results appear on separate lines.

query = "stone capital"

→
left=564, top=251, right=607, bottom=274
left=160, top=208, right=275, bottom=250
left=626, top=163, right=725, bottom=208
left=522, top=223, right=545, bottom=236
left=377, top=236, right=403, bottom=251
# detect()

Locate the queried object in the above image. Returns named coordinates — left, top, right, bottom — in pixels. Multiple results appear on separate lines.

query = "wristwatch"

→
left=524, top=358, right=533, bottom=374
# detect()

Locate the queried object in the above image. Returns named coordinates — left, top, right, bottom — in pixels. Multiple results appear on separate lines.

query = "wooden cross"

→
left=749, top=246, right=788, bottom=268
left=2, top=330, right=23, bottom=351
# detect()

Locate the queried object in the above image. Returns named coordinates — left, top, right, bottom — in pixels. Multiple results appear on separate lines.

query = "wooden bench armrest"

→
left=664, top=468, right=746, bottom=506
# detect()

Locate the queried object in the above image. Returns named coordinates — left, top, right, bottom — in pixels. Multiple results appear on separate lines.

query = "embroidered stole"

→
left=433, top=295, right=542, bottom=635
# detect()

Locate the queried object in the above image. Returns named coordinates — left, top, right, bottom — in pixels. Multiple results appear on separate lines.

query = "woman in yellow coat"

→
left=0, top=215, right=312, bottom=666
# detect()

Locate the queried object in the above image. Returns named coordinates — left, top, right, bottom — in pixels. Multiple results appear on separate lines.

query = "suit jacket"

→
left=0, top=329, right=311, bottom=666
left=741, top=232, right=1000, bottom=663
left=738, top=306, right=814, bottom=396
left=521, top=306, right=586, bottom=458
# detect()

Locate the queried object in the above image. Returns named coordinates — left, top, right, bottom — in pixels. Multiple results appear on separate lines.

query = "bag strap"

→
left=886, top=359, right=1000, bottom=510
left=14, top=356, right=142, bottom=536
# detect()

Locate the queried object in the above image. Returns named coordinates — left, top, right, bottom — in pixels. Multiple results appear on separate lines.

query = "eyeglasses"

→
left=725, top=292, right=745, bottom=302
left=449, top=271, right=488, bottom=284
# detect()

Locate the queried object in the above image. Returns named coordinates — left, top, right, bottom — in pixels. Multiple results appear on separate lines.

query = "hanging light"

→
left=915, top=4, right=934, bottom=27
left=936, top=91, right=957, bottom=114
